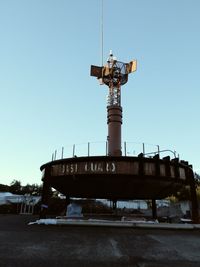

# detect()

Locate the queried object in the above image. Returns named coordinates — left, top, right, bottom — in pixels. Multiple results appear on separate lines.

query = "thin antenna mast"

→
left=101, top=0, right=104, bottom=65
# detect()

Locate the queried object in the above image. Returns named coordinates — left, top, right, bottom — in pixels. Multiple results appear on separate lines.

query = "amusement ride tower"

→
left=91, top=50, right=137, bottom=156
left=40, top=52, right=199, bottom=223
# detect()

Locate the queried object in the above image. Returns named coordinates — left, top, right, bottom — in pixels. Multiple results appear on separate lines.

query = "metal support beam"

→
left=112, top=200, right=117, bottom=210
left=40, top=167, right=52, bottom=219
left=152, top=199, right=157, bottom=220
left=188, top=171, right=199, bottom=223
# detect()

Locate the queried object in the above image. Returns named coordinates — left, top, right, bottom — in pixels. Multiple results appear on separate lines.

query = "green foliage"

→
left=0, top=180, right=43, bottom=196
left=21, top=183, right=43, bottom=196
left=0, top=184, right=10, bottom=192
left=166, top=195, right=178, bottom=203
left=196, top=186, right=200, bottom=200
left=10, top=180, right=22, bottom=194
left=194, top=172, right=200, bottom=185
left=170, top=173, right=200, bottom=201
left=175, top=186, right=191, bottom=201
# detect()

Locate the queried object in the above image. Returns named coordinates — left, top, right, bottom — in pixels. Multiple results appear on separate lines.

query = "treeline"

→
left=0, top=180, right=43, bottom=196
left=167, top=172, right=200, bottom=201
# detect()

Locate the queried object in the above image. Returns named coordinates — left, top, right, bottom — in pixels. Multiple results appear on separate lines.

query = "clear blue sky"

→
left=0, top=0, right=200, bottom=185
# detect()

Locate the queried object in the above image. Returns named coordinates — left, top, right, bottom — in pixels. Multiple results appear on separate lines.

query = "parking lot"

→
left=0, top=214, right=200, bottom=267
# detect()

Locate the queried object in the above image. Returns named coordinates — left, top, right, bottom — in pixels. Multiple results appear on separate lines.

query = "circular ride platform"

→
left=40, top=155, right=192, bottom=200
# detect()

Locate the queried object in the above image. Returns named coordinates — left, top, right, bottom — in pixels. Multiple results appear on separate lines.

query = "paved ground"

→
left=0, top=214, right=200, bottom=267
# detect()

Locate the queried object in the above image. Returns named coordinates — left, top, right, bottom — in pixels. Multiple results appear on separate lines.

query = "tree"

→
left=21, top=183, right=43, bottom=196
left=10, top=180, right=22, bottom=194
left=194, top=172, right=200, bottom=185
left=0, top=183, right=10, bottom=192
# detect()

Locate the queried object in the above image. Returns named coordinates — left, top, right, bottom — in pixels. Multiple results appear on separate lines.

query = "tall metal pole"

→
left=101, top=0, right=104, bottom=66
left=61, top=146, right=64, bottom=159
left=106, top=52, right=122, bottom=156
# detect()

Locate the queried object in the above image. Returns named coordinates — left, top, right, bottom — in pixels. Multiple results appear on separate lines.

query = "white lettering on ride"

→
left=84, top=162, right=116, bottom=173
left=61, top=163, right=78, bottom=174
left=52, top=162, right=116, bottom=176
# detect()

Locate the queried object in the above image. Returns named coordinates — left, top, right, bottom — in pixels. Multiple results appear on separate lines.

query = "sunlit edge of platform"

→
left=28, top=218, right=200, bottom=229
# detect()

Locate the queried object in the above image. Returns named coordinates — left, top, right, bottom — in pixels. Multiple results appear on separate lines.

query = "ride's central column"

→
left=90, top=50, right=137, bottom=157
left=107, top=105, right=122, bottom=156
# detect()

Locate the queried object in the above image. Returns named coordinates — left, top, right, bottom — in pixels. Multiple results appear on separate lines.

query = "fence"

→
left=51, top=141, right=178, bottom=161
